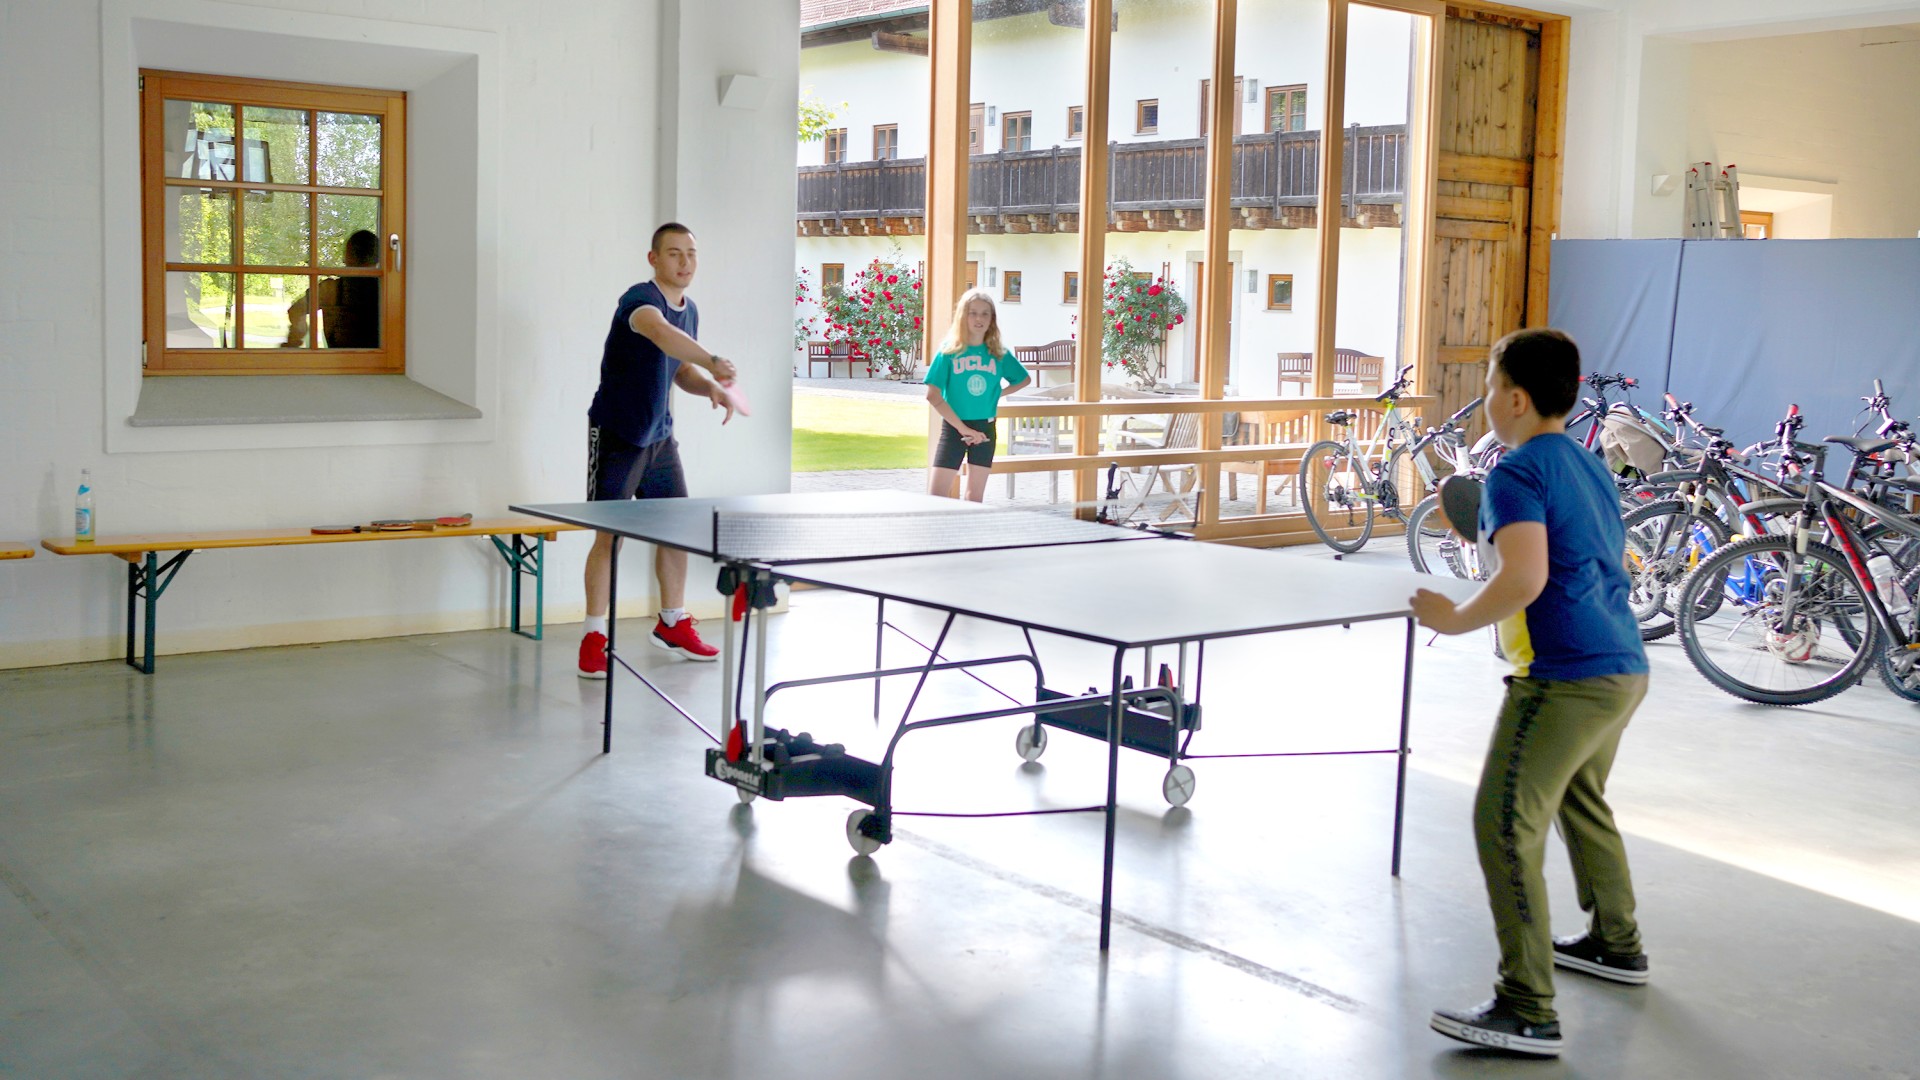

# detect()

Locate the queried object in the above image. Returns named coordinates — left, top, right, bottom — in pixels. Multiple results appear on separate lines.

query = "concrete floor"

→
left=4, top=544, right=1919, bottom=1079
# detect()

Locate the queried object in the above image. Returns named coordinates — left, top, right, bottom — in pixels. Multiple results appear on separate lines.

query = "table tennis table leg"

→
left=873, top=598, right=885, bottom=723
left=602, top=540, right=619, bottom=754
left=1099, top=648, right=1126, bottom=951
left=1391, top=617, right=1414, bottom=875
left=750, top=578, right=771, bottom=764
left=899, top=612, right=957, bottom=723
left=721, top=575, right=738, bottom=741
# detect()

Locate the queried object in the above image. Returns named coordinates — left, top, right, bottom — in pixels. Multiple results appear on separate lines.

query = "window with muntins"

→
left=1002, top=111, right=1032, bottom=151
left=141, top=70, right=406, bottom=375
left=873, top=124, right=899, bottom=160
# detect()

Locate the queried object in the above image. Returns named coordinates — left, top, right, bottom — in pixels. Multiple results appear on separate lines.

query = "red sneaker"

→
left=651, top=615, right=719, bottom=661
left=577, top=630, right=609, bottom=679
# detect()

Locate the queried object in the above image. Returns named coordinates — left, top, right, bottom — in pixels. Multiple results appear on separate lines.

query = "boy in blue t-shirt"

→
left=1411, top=328, right=1651, bottom=1059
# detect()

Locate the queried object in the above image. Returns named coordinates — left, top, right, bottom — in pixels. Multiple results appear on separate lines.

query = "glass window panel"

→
left=164, top=100, right=236, bottom=181
left=316, top=111, right=383, bottom=188
left=277, top=276, right=317, bottom=348
left=165, top=188, right=233, bottom=264
left=317, top=196, right=383, bottom=268
left=241, top=106, right=310, bottom=185
left=794, top=0, right=926, bottom=403
left=314, top=274, right=382, bottom=349
left=1214, top=0, right=1329, bottom=523
left=165, top=271, right=236, bottom=348
left=241, top=273, right=297, bottom=348
left=242, top=190, right=310, bottom=266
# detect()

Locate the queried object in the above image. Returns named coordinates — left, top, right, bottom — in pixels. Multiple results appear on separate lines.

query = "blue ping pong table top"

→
left=777, top=539, right=1480, bottom=649
left=509, top=491, right=1165, bottom=565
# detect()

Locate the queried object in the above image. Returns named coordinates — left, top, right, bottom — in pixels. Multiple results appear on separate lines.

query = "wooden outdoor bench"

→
left=1, top=542, right=34, bottom=561
left=41, top=517, right=586, bottom=673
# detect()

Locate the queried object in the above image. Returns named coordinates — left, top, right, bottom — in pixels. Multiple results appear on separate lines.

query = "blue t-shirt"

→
left=588, top=281, right=696, bottom=448
left=923, top=344, right=1030, bottom=421
left=1480, top=433, right=1648, bottom=681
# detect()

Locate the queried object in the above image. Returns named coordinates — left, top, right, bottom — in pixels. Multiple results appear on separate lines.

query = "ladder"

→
left=1684, top=161, right=1744, bottom=239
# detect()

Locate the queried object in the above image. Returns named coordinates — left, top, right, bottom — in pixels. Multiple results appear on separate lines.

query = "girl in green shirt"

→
left=924, top=289, right=1031, bottom=501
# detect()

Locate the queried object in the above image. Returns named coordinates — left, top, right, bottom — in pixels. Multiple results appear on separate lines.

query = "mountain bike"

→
left=1405, top=399, right=1491, bottom=578
left=1673, top=412, right=1920, bottom=706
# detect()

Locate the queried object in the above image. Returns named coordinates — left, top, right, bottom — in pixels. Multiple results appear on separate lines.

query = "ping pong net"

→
left=710, top=505, right=1157, bottom=564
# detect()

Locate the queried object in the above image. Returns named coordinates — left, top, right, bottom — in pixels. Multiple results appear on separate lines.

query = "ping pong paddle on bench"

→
left=308, top=514, right=472, bottom=535
left=1437, top=475, right=1483, bottom=542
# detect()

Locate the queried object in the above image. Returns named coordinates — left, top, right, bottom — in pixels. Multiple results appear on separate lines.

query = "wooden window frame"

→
left=1062, top=271, right=1079, bottom=304
left=1136, top=98, right=1159, bottom=135
left=1003, top=270, right=1023, bottom=303
left=1066, top=106, right=1085, bottom=141
left=141, top=69, right=406, bottom=376
left=1264, top=84, right=1308, bottom=133
left=1001, top=110, right=1032, bottom=152
left=821, top=263, right=845, bottom=300
left=1741, top=210, right=1773, bottom=239
left=872, top=124, right=899, bottom=161
left=1199, top=77, right=1243, bottom=137
left=1266, top=273, right=1295, bottom=311
left=968, top=103, right=984, bottom=154
left=824, top=127, right=848, bottom=164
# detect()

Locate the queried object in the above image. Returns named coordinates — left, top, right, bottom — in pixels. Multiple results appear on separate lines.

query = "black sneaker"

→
left=1430, top=998, right=1563, bottom=1057
left=1553, top=933, right=1650, bottom=985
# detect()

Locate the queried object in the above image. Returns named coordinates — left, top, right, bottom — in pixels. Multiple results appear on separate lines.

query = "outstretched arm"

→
left=630, top=305, right=737, bottom=384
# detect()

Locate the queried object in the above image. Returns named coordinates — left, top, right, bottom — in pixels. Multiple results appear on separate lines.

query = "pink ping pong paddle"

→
left=718, top=381, right=752, bottom=418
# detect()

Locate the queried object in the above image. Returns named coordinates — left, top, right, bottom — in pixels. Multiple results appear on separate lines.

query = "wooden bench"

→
left=41, top=517, right=586, bottom=673
left=1, top=542, right=34, bottom=561
left=806, top=340, right=874, bottom=378
left=1012, top=339, right=1075, bottom=386
left=1276, top=349, right=1385, bottom=397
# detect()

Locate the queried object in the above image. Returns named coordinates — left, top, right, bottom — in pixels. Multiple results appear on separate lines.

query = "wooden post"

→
left=1073, top=0, right=1114, bottom=509
left=1196, top=0, right=1237, bottom=530
left=1527, top=13, right=1568, bottom=327
left=925, top=0, right=971, bottom=357
left=1312, top=1, right=1351, bottom=402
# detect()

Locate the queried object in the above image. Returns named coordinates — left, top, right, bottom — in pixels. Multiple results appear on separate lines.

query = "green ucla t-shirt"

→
left=924, top=344, right=1030, bottom=421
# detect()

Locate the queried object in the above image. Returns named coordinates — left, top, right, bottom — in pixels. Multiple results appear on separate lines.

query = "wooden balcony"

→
left=796, top=124, right=1408, bottom=237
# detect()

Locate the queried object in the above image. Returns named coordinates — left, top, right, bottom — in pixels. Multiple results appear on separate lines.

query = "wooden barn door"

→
left=1428, top=5, right=1566, bottom=423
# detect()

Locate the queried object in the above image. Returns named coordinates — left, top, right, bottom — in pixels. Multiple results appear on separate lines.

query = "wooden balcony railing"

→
left=796, top=124, right=1408, bottom=235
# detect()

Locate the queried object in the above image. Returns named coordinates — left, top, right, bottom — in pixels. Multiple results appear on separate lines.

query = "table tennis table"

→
left=511, top=491, right=1475, bottom=948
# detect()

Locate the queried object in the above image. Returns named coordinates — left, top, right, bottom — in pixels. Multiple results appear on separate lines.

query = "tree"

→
left=798, top=89, right=846, bottom=144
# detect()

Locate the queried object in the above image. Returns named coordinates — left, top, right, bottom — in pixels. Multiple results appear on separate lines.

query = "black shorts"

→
left=932, top=419, right=998, bottom=470
left=587, top=427, right=688, bottom=501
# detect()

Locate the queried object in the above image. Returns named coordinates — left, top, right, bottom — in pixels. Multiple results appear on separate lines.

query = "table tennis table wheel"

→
left=736, top=785, right=757, bottom=805
left=1014, top=723, right=1048, bottom=762
left=846, top=809, right=883, bottom=856
left=1162, top=764, right=1196, bottom=807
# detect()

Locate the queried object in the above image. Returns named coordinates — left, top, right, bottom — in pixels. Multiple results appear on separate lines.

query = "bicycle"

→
left=1405, top=399, right=1491, bottom=578
left=1672, top=410, right=1920, bottom=707
left=1299, top=365, right=1460, bottom=553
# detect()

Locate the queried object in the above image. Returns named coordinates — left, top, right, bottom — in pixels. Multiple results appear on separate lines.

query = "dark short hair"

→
left=344, top=229, right=381, bottom=267
left=1490, top=327, right=1581, bottom=418
left=651, top=222, right=695, bottom=253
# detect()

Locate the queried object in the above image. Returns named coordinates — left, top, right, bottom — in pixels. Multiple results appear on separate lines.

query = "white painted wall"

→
left=1547, top=0, right=1920, bottom=239
left=0, top=0, right=797, bottom=668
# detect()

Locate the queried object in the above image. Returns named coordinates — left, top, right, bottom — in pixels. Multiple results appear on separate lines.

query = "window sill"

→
left=131, top=375, right=482, bottom=427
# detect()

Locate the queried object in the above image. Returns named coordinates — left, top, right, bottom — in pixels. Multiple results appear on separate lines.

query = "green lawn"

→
left=792, top=392, right=929, bottom=471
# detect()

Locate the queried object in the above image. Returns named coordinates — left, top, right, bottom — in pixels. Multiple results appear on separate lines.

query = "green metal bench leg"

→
left=490, top=534, right=547, bottom=641
left=125, top=550, right=193, bottom=674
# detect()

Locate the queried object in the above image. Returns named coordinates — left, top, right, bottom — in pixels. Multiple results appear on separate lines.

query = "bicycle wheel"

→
left=1621, top=499, right=1728, bottom=641
left=1406, top=494, right=1480, bottom=579
left=1876, top=565, right=1920, bottom=703
left=1676, top=535, right=1878, bottom=706
left=1300, top=440, right=1375, bottom=553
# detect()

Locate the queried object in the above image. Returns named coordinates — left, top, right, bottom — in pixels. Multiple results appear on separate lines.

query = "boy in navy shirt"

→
left=579, top=223, right=737, bottom=677
left=1411, top=328, right=1651, bottom=1058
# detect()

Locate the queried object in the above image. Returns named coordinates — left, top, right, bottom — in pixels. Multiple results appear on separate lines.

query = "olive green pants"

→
left=1474, top=672, right=1648, bottom=1023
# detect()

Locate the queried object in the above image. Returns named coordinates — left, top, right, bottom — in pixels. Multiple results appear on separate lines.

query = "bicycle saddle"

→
left=1326, top=410, right=1356, bottom=425
left=1824, top=435, right=1898, bottom=456
left=1697, top=424, right=1725, bottom=438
